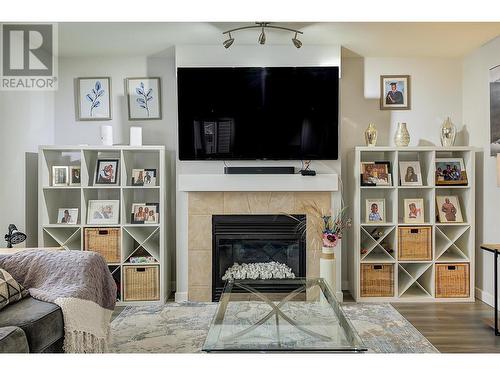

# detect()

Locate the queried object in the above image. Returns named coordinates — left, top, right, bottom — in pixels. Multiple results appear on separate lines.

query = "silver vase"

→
left=365, top=123, right=378, bottom=147
left=440, top=116, right=456, bottom=147
left=394, top=122, right=410, bottom=147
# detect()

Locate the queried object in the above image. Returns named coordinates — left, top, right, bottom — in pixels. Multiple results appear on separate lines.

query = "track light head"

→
left=223, top=32, right=234, bottom=49
left=258, top=28, right=266, bottom=45
left=292, top=33, right=302, bottom=48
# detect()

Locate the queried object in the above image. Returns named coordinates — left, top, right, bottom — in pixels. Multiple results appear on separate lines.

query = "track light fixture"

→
left=258, top=26, right=266, bottom=45
left=223, top=32, right=234, bottom=49
left=292, top=32, right=302, bottom=49
left=222, top=22, right=303, bottom=49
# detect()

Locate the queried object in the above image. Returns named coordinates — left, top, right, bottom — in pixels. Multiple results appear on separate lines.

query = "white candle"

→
left=130, top=127, right=142, bottom=146
left=100, top=125, right=113, bottom=146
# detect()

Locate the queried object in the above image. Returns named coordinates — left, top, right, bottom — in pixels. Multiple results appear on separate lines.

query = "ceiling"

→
left=58, top=22, right=500, bottom=58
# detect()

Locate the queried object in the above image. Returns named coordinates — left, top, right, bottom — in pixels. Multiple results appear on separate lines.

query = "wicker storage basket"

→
left=435, top=263, right=469, bottom=298
left=398, top=226, right=432, bottom=261
left=123, top=265, right=160, bottom=301
left=360, top=264, right=394, bottom=297
left=84, top=228, right=120, bottom=263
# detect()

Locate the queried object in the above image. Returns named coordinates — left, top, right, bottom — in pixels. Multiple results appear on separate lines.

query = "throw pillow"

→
left=0, top=268, right=29, bottom=311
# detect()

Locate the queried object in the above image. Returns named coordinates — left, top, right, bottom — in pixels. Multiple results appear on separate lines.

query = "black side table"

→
left=480, top=244, right=500, bottom=336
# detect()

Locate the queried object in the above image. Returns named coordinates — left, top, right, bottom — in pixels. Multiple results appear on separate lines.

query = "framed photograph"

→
left=95, top=159, right=119, bottom=185
left=131, top=169, right=145, bottom=186
left=69, top=166, right=81, bottom=186
left=76, top=77, right=112, bottom=121
left=361, top=162, right=392, bottom=186
left=57, top=208, right=78, bottom=225
left=143, top=169, right=157, bottom=186
left=126, top=77, right=162, bottom=120
left=490, top=64, right=500, bottom=156
left=131, top=168, right=157, bottom=186
left=380, top=75, right=411, bottom=110
left=365, top=199, right=386, bottom=223
left=131, top=203, right=159, bottom=224
left=403, top=198, right=425, bottom=224
left=87, top=200, right=120, bottom=225
left=52, top=166, right=69, bottom=186
left=399, top=161, right=423, bottom=186
left=436, top=195, right=464, bottom=223
left=435, top=158, right=468, bottom=186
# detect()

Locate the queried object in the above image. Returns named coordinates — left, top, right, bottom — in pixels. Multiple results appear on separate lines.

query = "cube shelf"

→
left=38, top=145, right=168, bottom=305
left=350, top=146, right=475, bottom=303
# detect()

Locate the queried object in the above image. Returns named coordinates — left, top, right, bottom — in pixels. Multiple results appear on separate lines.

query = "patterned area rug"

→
left=109, top=302, right=438, bottom=353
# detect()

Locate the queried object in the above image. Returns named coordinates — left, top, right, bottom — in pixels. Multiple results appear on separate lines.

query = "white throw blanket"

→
left=0, top=250, right=116, bottom=353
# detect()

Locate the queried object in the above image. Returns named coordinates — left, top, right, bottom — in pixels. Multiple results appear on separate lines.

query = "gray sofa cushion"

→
left=0, top=326, right=29, bottom=353
left=0, top=297, right=63, bottom=353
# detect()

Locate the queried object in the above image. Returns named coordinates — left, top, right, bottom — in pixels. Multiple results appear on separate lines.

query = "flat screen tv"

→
left=177, top=66, right=339, bottom=160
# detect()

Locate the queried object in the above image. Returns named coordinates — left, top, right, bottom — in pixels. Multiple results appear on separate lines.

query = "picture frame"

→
left=87, top=200, right=120, bottom=225
left=131, top=203, right=159, bottom=224
left=403, top=198, right=425, bottom=224
left=399, top=161, right=423, bottom=186
left=361, top=161, right=392, bottom=186
left=436, top=195, right=464, bottom=223
left=131, top=168, right=157, bottom=186
left=435, top=158, right=468, bottom=186
left=365, top=199, right=386, bottom=223
left=76, top=77, right=112, bottom=121
left=380, top=75, right=411, bottom=110
left=125, top=77, right=162, bottom=120
left=69, top=166, right=81, bottom=186
left=95, top=159, right=119, bottom=185
left=57, top=208, right=79, bottom=225
left=52, top=166, right=69, bottom=186
left=489, top=64, right=500, bottom=156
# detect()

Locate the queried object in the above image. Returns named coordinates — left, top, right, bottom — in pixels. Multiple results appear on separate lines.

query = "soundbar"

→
left=224, top=166, right=295, bottom=175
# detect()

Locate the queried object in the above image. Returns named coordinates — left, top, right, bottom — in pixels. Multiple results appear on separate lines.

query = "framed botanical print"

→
left=125, top=77, right=162, bottom=120
left=380, top=75, right=411, bottom=110
left=76, top=77, right=112, bottom=121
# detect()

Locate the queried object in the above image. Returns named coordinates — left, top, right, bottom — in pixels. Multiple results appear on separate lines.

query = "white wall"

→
left=463, top=36, right=500, bottom=307
left=0, top=91, right=54, bottom=246
left=364, top=57, right=464, bottom=146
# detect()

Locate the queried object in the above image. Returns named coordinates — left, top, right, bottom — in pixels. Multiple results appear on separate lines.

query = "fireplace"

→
left=212, top=214, right=306, bottom=301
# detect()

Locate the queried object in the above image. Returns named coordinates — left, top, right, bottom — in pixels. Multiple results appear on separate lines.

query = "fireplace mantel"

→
left=178, top=173, right=338, bottom=192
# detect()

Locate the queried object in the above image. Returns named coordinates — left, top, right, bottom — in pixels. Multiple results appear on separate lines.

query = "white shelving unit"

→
left=349, top=146, right=475, bottom=302
left=38, top=145, right=168, bottom=305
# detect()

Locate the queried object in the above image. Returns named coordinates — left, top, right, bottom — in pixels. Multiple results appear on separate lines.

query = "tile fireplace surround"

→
left=176, top=173, right=340, bottom=303
left=186, top=191, right=331, bottom=302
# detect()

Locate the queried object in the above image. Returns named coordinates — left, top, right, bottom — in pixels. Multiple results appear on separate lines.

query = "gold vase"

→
left=365, top=123, right=378, bottom=147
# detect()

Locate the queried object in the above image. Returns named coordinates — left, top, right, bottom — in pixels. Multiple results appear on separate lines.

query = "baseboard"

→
left=175, top=291, right=188, bottom=302
left=475, top=287, right=500, bottom=309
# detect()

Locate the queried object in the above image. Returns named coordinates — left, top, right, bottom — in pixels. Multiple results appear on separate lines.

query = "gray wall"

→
left=0, top=91, right=54, bottom=247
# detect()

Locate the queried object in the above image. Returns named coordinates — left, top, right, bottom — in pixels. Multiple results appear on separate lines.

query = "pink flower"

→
left=322, top=232, right=338, bottom=248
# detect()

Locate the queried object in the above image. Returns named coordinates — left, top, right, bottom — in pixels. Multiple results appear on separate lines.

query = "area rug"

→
left=109, top=302, right=438, bottom=353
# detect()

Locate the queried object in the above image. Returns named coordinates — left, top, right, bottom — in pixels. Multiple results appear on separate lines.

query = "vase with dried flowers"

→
left=285, top=203, right=352, bottom=295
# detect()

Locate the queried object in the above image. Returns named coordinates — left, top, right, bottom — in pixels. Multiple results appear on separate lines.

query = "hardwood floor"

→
left=392, top=300, right=500, bottom=353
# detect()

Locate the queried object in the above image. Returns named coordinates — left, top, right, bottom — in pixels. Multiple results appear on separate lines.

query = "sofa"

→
left=0, top=297, right=64, bottom=353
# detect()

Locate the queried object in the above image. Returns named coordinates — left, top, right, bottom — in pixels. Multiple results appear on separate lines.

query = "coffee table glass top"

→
left=203, top=278, right=366, bottom=352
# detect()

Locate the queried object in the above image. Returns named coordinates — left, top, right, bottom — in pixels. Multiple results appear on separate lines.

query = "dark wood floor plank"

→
left=392, top=300, right=500, bottom=353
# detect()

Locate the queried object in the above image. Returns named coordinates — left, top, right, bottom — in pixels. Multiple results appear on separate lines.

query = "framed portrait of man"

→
left=380, top=75, right=411, bottom=110
left=436, top=195, right=464, bottom=223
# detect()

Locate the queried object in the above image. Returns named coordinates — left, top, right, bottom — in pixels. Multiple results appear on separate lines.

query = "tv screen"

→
left=177, top=66, right=339, bottom=160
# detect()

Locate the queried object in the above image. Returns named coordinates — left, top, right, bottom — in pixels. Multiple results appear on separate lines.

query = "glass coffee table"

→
left=203, top=278, right=366, bottom=352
